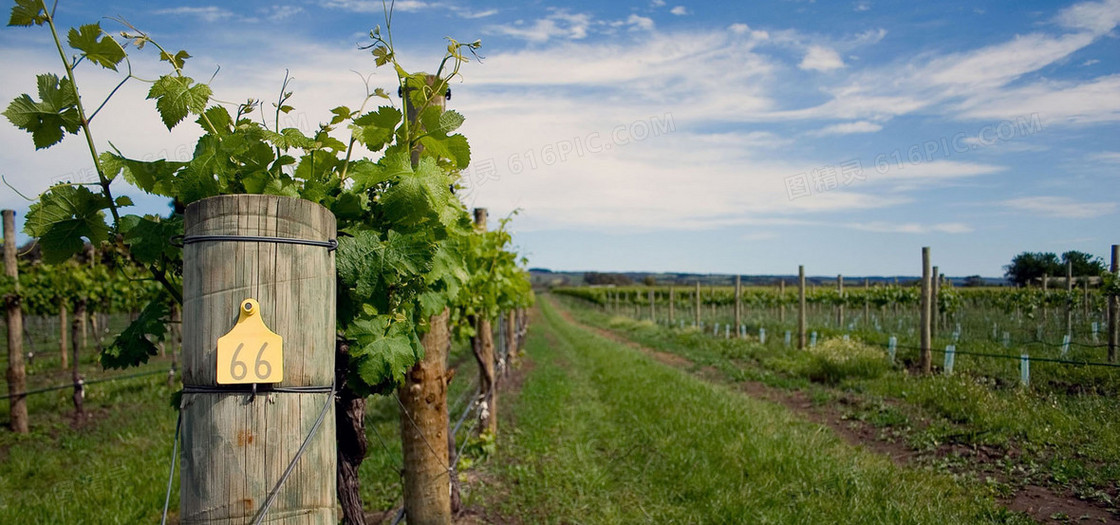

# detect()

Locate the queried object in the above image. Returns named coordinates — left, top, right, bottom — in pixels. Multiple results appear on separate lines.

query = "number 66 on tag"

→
left=217, top=299, right=284, bottom=384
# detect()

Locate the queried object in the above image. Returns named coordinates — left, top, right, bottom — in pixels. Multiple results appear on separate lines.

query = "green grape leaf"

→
left=419, top=133, right=470, bottom=170
left=23, top=185, right=112, bottom=263
left=101, top=298, right=169, bottom=369
left=351, top=106, right=401, bottom=152
left=119, top=214, right=182, bottom=265
left=67, top=23, right=125, bottom=71
left=3, top=74, right=80, bottom=149
left=159, top=49, right=191, bottom=69
left=100, top=151, right=186, bottom=196
left=437, top=109, right=465, bottom=135
left=147, top=75, right=212, bottom=130
left=8, top=0, right=46, bottom=26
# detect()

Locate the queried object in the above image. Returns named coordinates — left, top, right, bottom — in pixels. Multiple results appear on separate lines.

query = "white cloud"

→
left=670, top=6, right=689, bottom=16
left=799, top=45, right=844, bottom=71
left=854, top=1, right=871, bottom=12
left=1089, top=151, right=1120, bottom=163
left=846, top=222, right=973, bottom=234
left=650, top=0, right=666, bottom=6
left=811, top=120, right=881, bottom=136
left=153, top=6, right=236, bottom=23
left=627, top=14, right=655, bottom=31
left=488, top=10, right=593, bottom=43
left=1000, top=197, right=1117, bottom=218
left=1083, top=59, right=1100, bottom=66
left=265, top=5, right=304, bottom=21
left=1056, top=0, right=1120, bottom=34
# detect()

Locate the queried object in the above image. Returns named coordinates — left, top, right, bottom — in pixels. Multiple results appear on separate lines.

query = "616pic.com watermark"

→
left=785, top=113, right=1044, bottom=201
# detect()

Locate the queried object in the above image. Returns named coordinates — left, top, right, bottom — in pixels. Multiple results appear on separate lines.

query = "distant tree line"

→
left=583, top=272, right=634, bottom=286
left=1004, top=250, right=1107, bottom=286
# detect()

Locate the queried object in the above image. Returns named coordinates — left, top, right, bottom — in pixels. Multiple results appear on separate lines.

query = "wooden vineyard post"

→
left=506, top=310, right=518, bottom=368
left=648, top=288, right=655, bottom=322
left=863, top=279, right=870, bottom=327
left=734, top=275, right=742, bottom=338
left=180, top=195, right=337, bottom=524
left=58, top=299, right=68, bottom=369
left=397, top=73, right=453, bottom=525
left=920, top=247, right=932, bottom=374
left=668, top=285, right=675, bottom=325
left=400, top=308, right=452, bottom=525
left=779, top=279, right=786, bottom=324
left=798, top=266, right=806, bottom=350
left=1065, top=260, right=1073, bottom=337
left=3, top=210, right=28, bottom=433
left=836, top=274, right=844, bottom=329
left=695, top=281, right=701, bottom=328
left=472, top=207, right=498, bottom=437
left=1109, top=244, right=1118, bottom=362
left=71, top=297, right=85, bottom=416
left=931, top=266, right=939, bottom=340
left=1042, top=274, right=1049, bottom=334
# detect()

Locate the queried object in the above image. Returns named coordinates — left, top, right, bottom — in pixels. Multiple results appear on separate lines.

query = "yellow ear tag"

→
left=216, top=299, right=284, bottom=384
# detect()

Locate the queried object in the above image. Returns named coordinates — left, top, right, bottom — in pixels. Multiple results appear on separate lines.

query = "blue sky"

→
left=1, top=0, right=1118, bottom=277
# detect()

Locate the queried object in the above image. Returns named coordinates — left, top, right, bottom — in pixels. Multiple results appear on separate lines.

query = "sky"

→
left=1, top=0, right=1119, bottom=278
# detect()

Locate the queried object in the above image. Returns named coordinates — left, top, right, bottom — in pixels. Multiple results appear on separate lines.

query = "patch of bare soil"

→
left=550, top=298, right=1119, bottom=524
left=1007, top=485, right=1118, bottom=524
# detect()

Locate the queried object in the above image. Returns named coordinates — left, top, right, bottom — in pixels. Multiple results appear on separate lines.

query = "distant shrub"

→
left=801, top=338, right=888, bottom=385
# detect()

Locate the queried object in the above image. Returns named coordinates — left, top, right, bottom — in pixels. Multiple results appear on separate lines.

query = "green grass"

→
left=556, top=294, right=1120, bottom=505
left=471, top=296, right=1026, bottom=523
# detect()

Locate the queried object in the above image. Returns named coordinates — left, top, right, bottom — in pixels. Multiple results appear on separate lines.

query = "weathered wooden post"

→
left=398, top=73, right=453, bottom=525
left=694, top=281, right=701, bottom=327
left=180, top=195, right=337, bottom=523
left=734, top=275, right=742, bottom=338
left=779, top=279, right=786, bottom=325
left=648, top=288, right=655, bottom=322
left=920, top=247, right=932, bottom=374
left=1109, top=245, right=1119, bottom=363
left=931, top=266, right=939, bottom=339
left=3, top=210, right=28, bottom=433
left=471, top=207, right=498, bottom=437
left=1065, top=259, right=1073, bottom=337
left=401, top=308, right=452, bottom=524
left=798, top=266, right=806, bottom=350
left=668, top=285, right=675, bottom=325
left=836, top=274, right=844, bottom=329
left=1042, top=273, right=1049, bottom=335
left=863, top=279, right=870, bottom=327
left=59, top=298, right=68, bottom=369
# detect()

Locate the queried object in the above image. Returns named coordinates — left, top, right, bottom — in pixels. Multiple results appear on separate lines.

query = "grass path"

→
left=472, top=296, right=1028, bottom=524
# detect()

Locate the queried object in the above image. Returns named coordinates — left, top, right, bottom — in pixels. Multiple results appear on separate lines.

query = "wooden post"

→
left=798, top=266, right=806, bottom=350
left=694, top=281, right=701, bottom=327
left=920, top=247, right=932, bottom=374
left=668, top=285, right=675, bottom=324
left=836, top=274, right=844, bottom=329
left=779, top=279, right=786, bottom=324
left=399, top=73, right=453, bottom=525
left=1042, top=273, right=1049, bottom=335
left=1109, top=245, right=1119, bottom=363
left=931, top=266, right=939, bottom=339
left=400, top=308, right=452, bottom=525
left=471, top=207, right=498, bottom=437
left=505, top=310, right=518, bottom=367
left=863, top=279, right=870, bottom=326
left=71, top=298, right=85, bottom=416
left=648, top=288, right=655, bottom=322
left=1065, top=259, right=1073, bottom=336
left=180, top=195, right=337, bottom=524
left=4, top=210, right=28, bottom=433
left=58, top=299, right=68, bottom=369
left=734, top=275, right=742, bottom=338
